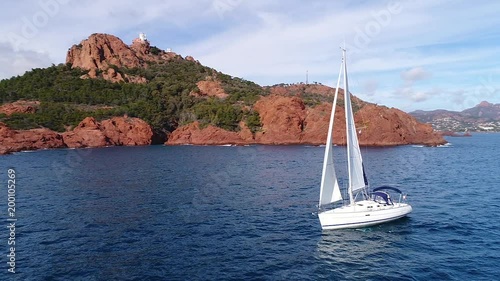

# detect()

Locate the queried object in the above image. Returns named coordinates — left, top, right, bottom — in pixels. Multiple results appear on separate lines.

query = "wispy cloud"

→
left=401, top=67, right=432, bottom=84
left=0, top=42, right=52, bottom=78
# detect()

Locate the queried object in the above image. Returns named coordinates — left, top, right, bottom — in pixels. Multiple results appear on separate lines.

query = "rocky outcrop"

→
left=166, top=94, right=446, bottom=146
left=0, top=122, right=66, bottom=154
left=193, top=80, right=229, bottom=99
left=101, top=117, right=154, bottom=146
left=300, top=102, right=345, bottom=145
left=253, top=95, right=306, bottom=144
left=0, top=101, right=40, bottom=116
left=252, top=95, right=345, bottom=145
left=185, top=56, right=198, bottom=62
left=62, top=116, right=154, bottom=148
left=66, top=33, right=141, bottom=71
left=124, top=74, right=148, bottom=84
left=66, top=33, right=185, bottom=83
left=166, top=121, right=254, bottom=145
left=130, top=37, right=151, bottom=56
left=61, top=117, right=108, bottom=148
left=254, top=94, right=444, bottom=146
left=0, top=116, right=156, bottom=154
left=355, top=104, right=445, bottom=146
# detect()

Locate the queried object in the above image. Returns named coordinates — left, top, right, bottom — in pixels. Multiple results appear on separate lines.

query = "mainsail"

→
left=319, top=63, right=344, bottom=207
left=343, top=49, right=368, bottom=199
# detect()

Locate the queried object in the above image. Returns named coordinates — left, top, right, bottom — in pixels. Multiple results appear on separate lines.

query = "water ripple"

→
left=0, top=135, right=499, bottom=280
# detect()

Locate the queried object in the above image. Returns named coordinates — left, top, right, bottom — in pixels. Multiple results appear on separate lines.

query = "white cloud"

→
left=410, top=92, right=428, bottom=103
left=394, top=87, right=429, bottom=103
left=0, top=42, right=52, bottom=78
left=401, top=67, right=431, bottom=83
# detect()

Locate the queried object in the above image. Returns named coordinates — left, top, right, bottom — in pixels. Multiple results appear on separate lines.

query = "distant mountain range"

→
left=410, top=101, right=500, bottom=132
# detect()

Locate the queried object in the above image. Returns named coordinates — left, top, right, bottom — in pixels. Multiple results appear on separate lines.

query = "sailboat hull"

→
left=318, top=200, right=412, bottom=230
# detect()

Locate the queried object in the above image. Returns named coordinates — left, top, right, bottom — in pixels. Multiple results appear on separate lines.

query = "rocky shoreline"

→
left=1, top=96, right=446, bottom=155
left=0, top=117, right=157, bottom=155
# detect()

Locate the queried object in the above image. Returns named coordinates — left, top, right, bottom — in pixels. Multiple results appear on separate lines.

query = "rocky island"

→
left=0, top=33, right=446, bottom=155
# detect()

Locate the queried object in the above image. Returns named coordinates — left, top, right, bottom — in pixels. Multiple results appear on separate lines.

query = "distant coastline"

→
left=410, top=101, right=500, bottom=132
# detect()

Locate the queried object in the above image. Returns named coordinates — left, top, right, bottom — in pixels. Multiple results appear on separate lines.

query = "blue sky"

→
left=1, top=0, right=499, bottom=112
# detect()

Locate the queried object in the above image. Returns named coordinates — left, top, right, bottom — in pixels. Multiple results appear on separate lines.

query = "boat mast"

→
left=342, top=48, right=355, bottom=205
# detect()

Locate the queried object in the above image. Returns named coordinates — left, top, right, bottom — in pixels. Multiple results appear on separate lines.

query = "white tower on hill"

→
left=139, top=32, right=147, bottom=42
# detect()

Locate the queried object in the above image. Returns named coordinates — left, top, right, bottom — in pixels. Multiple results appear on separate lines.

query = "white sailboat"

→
left=318, top=49, right=412, bottom=230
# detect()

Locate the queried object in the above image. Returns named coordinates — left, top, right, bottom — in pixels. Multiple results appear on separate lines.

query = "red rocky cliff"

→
left=0, top=122, right=65, bottom=155
left=101, top=117, right=154, bottom=146
left=167, top=92, right=446, bottom=146
left=61, top=117, right=108, bottom=148
left=62, top=116, right=154, bottom=148
left=192, top=80, right=229, bottom=99
left=66, top=34, right=141, bottom=71
left=355, top=104, right=442, bottom=146
left=253, top=95, right=306, bottom=144
left=0, top=101, right=40, bottom=116
left=66, top=33, right=182, bottom=83
left=0, top=117, right=155, bottom=154
left=167, top=121, right=254, bottom=145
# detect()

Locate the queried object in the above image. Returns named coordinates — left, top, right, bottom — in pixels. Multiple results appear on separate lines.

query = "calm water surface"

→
left=1, top=134, right=499, bottom=280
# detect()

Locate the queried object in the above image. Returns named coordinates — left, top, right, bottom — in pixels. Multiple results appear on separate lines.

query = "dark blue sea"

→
left=1, top=134, right=500, bottom=280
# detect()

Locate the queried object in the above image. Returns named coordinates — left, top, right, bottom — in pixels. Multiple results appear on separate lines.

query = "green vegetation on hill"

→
left=3, top=102, right=120, bottom=132
left=192, top=98, right=242, bottom=131
left=217, top=74, right=264, bottom=106
left=0, top=60, right=265, bottom=133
